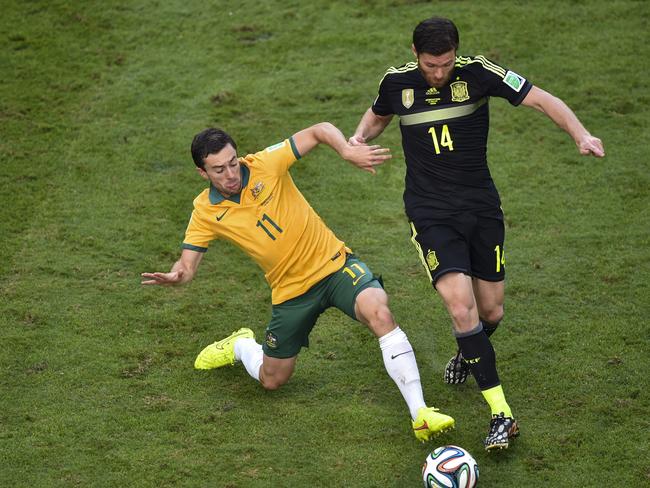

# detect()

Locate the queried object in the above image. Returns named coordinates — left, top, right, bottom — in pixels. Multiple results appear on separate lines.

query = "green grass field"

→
left=2, top=0, right=649, bottom=486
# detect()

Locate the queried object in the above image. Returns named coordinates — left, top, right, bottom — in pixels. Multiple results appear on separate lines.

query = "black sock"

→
left=456, top=324, right=500, bottom=390
left=481, top=319, right=501, bottom=338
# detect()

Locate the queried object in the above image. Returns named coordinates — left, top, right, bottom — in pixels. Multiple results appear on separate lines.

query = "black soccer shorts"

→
left=409, top=210, right=506, bottom=286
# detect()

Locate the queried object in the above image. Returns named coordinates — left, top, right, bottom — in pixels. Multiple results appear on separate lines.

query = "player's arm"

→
left=141, top=248, right=204, bottom=285
left=291, top=122, right=392, bottom=174
left=520, top=86, right=605, bottom=157
left=349, top=107, right=394, bottom=146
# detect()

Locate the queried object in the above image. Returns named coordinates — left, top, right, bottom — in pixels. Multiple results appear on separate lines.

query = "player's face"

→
left=414, top=48, right=456, bottom=89
left=198, top=144, right=242, bottom=197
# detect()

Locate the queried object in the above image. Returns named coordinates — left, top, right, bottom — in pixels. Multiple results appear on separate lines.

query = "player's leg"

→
left=194, top=328, right=298, bottom=390
left=468, top=211, right=518, bottom=450
left=473, top=279, right=504, bottom=339
left=195, top=291, right=321, bottom=391
left=258, top=291, right=323, bottom=389
left=442, top=278, right=504, bottom=385
left=354, top=286, right=428, bottom=422
left=435, top=273, right=516, bottom=448
left=434, top=271, right=502, bottom=392
left=258, top=354, right=297, bottom=390
left=408, top=220, right=472, bottom=384
left=332, top=255, right=454, bottom=441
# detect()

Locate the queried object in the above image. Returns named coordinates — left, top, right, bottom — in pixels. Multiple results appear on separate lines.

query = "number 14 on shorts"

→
left=494, top=245, right=505, bottom=272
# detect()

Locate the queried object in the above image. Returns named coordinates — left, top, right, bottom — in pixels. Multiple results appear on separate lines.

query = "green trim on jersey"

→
left=399, top=97, right=488, bottom=126
left=289, top=136, right=301, bottom=160
left=182, top=243, right=208, bottom=253
left=208, top=164, right=251, bottom=205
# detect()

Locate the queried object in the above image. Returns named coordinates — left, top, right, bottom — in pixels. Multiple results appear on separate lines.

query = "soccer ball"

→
left=422, top=445, right=479, bottom=488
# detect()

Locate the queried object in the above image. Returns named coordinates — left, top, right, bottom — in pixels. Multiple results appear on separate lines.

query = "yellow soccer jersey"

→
left=182, top=137, right=349, bottom=304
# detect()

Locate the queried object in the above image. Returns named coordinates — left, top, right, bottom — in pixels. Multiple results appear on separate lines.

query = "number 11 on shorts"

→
left=494, top=245, right=506, bottom=273
left=343, top=263, right=366, bottom=285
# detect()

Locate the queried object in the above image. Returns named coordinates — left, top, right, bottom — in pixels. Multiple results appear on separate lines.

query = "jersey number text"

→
left=428, top=124, right=454, bottom=154
left=256, top=214, right=283, bottom=240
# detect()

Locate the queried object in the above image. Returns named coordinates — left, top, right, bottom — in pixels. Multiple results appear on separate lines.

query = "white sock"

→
left=379, top=327, right=426, bottom=420
left=234, top=338, right=263, bottom=381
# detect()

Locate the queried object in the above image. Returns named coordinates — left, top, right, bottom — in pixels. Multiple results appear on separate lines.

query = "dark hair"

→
left=413, top=17, right=459, bottom=56
left=190, top=128, right=237, bottom=168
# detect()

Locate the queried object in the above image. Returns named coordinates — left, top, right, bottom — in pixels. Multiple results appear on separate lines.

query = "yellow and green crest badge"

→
left=402, top=88, right=414, bottom=109
left=426, top=250, right=439, bottom=271
left=265, top=331, right=278, bottom=349
left=250, top=181, right=265, bottom=200
left=450, top=81, right=470, bottom=102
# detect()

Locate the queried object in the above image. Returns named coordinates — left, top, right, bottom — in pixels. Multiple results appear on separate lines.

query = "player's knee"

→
left=481, top=306, right=504, bottom=325
left=259, top=365, right=292, bottom=391
left=259, top=375, right=288, bottom=391
left=364, top=302, right=396, bottom=334
left=356, top=288, right=393, bottom=325
left=374, top=303, right=394, bottom=326
left=447, top=301, right=474, bottom=327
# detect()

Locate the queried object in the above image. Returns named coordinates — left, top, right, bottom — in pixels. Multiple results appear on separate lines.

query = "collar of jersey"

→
left=209, top=163, right=250, bottom=205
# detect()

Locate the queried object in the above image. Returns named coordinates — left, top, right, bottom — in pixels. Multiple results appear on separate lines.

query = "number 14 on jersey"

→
left=428, top=124, right=454, bottom=155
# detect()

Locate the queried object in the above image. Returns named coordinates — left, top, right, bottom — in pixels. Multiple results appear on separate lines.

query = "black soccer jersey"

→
left=372, top=55, right=533, bottom=221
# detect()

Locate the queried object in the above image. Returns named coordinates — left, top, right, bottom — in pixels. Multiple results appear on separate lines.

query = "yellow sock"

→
left=481, top=385, right=512, bottom=417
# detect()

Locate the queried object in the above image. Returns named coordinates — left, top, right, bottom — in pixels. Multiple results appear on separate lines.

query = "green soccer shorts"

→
left=262, top=255, right=383, bottom=358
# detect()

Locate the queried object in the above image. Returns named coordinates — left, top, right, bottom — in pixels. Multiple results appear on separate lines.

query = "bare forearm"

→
left=537, top=93, right=589, bottom=142
left=352, top=108, right=392, bottom=142
left=522, top=86, right=604, bottom=157
left=311, top=122, right=350, bottom=158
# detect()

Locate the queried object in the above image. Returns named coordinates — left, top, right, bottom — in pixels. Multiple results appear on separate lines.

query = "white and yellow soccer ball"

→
left=422, top=445, right=479, bottom=488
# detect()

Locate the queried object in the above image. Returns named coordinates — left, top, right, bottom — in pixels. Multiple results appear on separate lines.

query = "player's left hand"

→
left=343, top=144, right=392, bottom=174
left=578, top=135, right=605, bottom=157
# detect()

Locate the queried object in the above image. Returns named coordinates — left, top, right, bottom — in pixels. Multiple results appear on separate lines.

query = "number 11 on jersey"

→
left=257, top=213, right=283, bottom=240
left=428, top=124, right=454, bottom=154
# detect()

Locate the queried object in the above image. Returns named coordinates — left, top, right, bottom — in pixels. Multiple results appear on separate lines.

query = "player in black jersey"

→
left=348, top=16, right=604, bottom=450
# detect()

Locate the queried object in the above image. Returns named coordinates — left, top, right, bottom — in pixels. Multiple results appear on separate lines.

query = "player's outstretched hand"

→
left=578, top=135, right=605, bottom=157
left=141, top=270, right=184, bottom=285
left=343, top=143, right=392, bottom=174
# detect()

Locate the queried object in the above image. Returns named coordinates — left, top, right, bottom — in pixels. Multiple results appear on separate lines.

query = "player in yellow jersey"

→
left=141, top=122, right=455, bottom=441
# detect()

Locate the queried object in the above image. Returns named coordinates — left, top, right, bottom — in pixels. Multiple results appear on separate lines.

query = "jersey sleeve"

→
left=371, top=73, right=394, bottom=116
left=249, top=137, right=301, bottom=176
left=473, top=56, right=533, bottom=106
left=181, top=208, right=215, bottom=252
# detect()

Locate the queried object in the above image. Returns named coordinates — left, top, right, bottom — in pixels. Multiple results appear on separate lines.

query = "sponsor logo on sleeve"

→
left=266, top=141, right=285, bottom=152
left=503, top=70, right=526, bottom=92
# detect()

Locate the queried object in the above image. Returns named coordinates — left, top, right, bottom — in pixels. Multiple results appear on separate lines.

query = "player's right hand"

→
left=348, top=135, right=367, bottom=146
left=342, top=143, right=392, bottom=175
left=140, top=270, right=184, bottom=285
left=578, top=135, right=605, bottom=157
